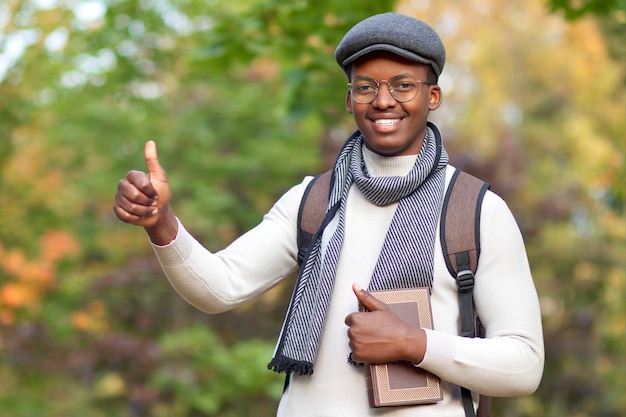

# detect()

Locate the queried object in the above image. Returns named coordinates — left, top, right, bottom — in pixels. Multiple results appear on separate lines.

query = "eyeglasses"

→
left=347, top=76, right=433, bottom=104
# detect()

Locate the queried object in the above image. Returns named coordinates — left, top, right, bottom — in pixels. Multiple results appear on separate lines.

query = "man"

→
left=114, top=12, right=544, bottom=416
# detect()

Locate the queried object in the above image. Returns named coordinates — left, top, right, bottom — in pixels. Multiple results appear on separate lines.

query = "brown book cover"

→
left=364, top=287, right=443, bottom=408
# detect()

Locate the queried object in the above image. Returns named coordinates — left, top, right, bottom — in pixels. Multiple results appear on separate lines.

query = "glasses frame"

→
left=347, top=76, right=433, bottom=104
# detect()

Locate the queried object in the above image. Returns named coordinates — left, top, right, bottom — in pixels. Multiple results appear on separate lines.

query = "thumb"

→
left=144, top=140, right=167, bottom=181
left=352, top=283, right=387, bottom=312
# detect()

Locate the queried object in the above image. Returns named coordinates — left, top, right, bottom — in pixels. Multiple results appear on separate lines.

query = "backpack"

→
left=296, top=168, right=492, bottom=417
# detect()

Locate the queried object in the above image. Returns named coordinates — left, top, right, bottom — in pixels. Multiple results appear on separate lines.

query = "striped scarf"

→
left=269, top=122, right=448, bottom=376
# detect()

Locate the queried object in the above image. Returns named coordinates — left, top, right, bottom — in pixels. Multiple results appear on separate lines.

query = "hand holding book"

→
left=345, top=284, right=427, bottom=366
left=345, top=284, right=442, bottom=408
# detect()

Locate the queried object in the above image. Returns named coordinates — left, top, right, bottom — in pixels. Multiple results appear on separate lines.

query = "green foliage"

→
left=547, top=0, right=626, bottom=19
left=151, top=325, right=283, bottom=417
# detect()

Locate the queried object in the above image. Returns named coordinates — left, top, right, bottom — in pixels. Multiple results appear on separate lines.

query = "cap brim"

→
left=341, top=44, right=436, bottom=74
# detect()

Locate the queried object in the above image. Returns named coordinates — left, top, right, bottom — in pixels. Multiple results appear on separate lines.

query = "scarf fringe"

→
left=268, top=355, right=314, bottom=376
left=347, top=352, right=365, bottom=367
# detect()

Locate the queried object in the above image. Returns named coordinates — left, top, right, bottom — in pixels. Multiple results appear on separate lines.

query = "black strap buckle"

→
left=456, top=270, right=475, bottom=293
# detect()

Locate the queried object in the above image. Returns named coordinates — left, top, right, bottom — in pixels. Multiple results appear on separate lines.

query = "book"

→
left=364, top=287, right=443, bottom=408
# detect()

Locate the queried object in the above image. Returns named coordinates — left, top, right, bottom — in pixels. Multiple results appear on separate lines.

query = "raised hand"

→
left=114, top=141, right=177, bottom=244
left=344, top=284, right=426, bottom=365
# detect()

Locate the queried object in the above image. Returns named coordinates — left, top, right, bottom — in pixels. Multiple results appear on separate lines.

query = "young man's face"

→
left=346, top=51, right=441, bottom=157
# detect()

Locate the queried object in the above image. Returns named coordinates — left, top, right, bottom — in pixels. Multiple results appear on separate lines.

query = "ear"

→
left=428, top=85, right=442, bottom=111
left=345, top=92, right=353, bottom=113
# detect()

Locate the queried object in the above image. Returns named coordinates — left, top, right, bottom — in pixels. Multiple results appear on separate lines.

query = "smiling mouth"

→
left=375, top=119, right=400, bottom=126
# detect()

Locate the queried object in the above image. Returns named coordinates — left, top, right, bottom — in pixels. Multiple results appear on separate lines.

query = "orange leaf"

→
left=0, top=283, right=34, bottom=308
left=1, top=249, right=27, bottom=276
left=41, top=230, right=80, bottom=262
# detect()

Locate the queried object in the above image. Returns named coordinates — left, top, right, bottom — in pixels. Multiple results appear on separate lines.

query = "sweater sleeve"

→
left=421, top=191, right=545, bottom=397
left=149, top=178, right=310, bottom=314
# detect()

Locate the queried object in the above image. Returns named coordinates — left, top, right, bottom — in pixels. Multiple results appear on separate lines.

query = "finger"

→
left=115, top=189, right=158, bottom=218
left=118, top=173, right=158, bottom=205
left=352, top=283, right=387, bottom=312
left=144, top=140, right=167, bottom=184
left=113, top=202, right=143, bottom=224
left=113, top=199, right=157, bottom=225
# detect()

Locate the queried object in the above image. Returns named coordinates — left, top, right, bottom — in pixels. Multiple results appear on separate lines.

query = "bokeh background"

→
left=0, top=0, right=624, bottom=416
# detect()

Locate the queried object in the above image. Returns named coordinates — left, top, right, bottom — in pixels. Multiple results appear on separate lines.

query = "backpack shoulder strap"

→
left=440, top=168, right=490, bottom=336
left=297, top=170, right=332, bottom=265
left=440, top=168, right=491, bottom=417
left=440, top=169, right=490, bottom=281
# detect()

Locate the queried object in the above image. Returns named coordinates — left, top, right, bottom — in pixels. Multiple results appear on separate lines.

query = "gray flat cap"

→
left=334, top=13, right=445, bottom=77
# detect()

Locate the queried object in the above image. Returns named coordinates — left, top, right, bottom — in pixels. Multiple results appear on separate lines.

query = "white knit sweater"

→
left=151, top=147, right=544, bottom=417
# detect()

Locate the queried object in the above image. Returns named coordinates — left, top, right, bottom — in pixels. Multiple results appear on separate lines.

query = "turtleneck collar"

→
left=362, top=145, right=419, bottom=178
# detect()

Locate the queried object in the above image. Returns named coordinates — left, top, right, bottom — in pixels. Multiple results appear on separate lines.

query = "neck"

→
left=362, top=146, right=417, bottom=177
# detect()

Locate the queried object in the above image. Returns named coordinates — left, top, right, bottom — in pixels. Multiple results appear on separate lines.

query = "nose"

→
left=372, top=80, right=397, bottom=109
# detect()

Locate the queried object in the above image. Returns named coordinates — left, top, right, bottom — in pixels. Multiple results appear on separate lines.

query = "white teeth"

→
left=375, top=119, right=400, bottom=126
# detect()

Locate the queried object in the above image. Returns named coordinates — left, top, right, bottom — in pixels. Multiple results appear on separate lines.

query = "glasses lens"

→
left=349, top=78, right=424, bottom=103
left=350, top=81, right=378, bottom=103
left=389, top=79, right=418, bottom=102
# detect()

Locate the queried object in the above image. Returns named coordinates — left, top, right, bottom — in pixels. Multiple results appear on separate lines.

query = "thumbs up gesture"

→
left=114, top=141, right=177, bottom=244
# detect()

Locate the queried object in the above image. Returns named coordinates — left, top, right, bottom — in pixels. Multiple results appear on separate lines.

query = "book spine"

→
left=365, top=363, right=379, bottom=408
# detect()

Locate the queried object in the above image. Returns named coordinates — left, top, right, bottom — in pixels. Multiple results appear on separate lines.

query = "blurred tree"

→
left=547, top=0, right=625, bottom=20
